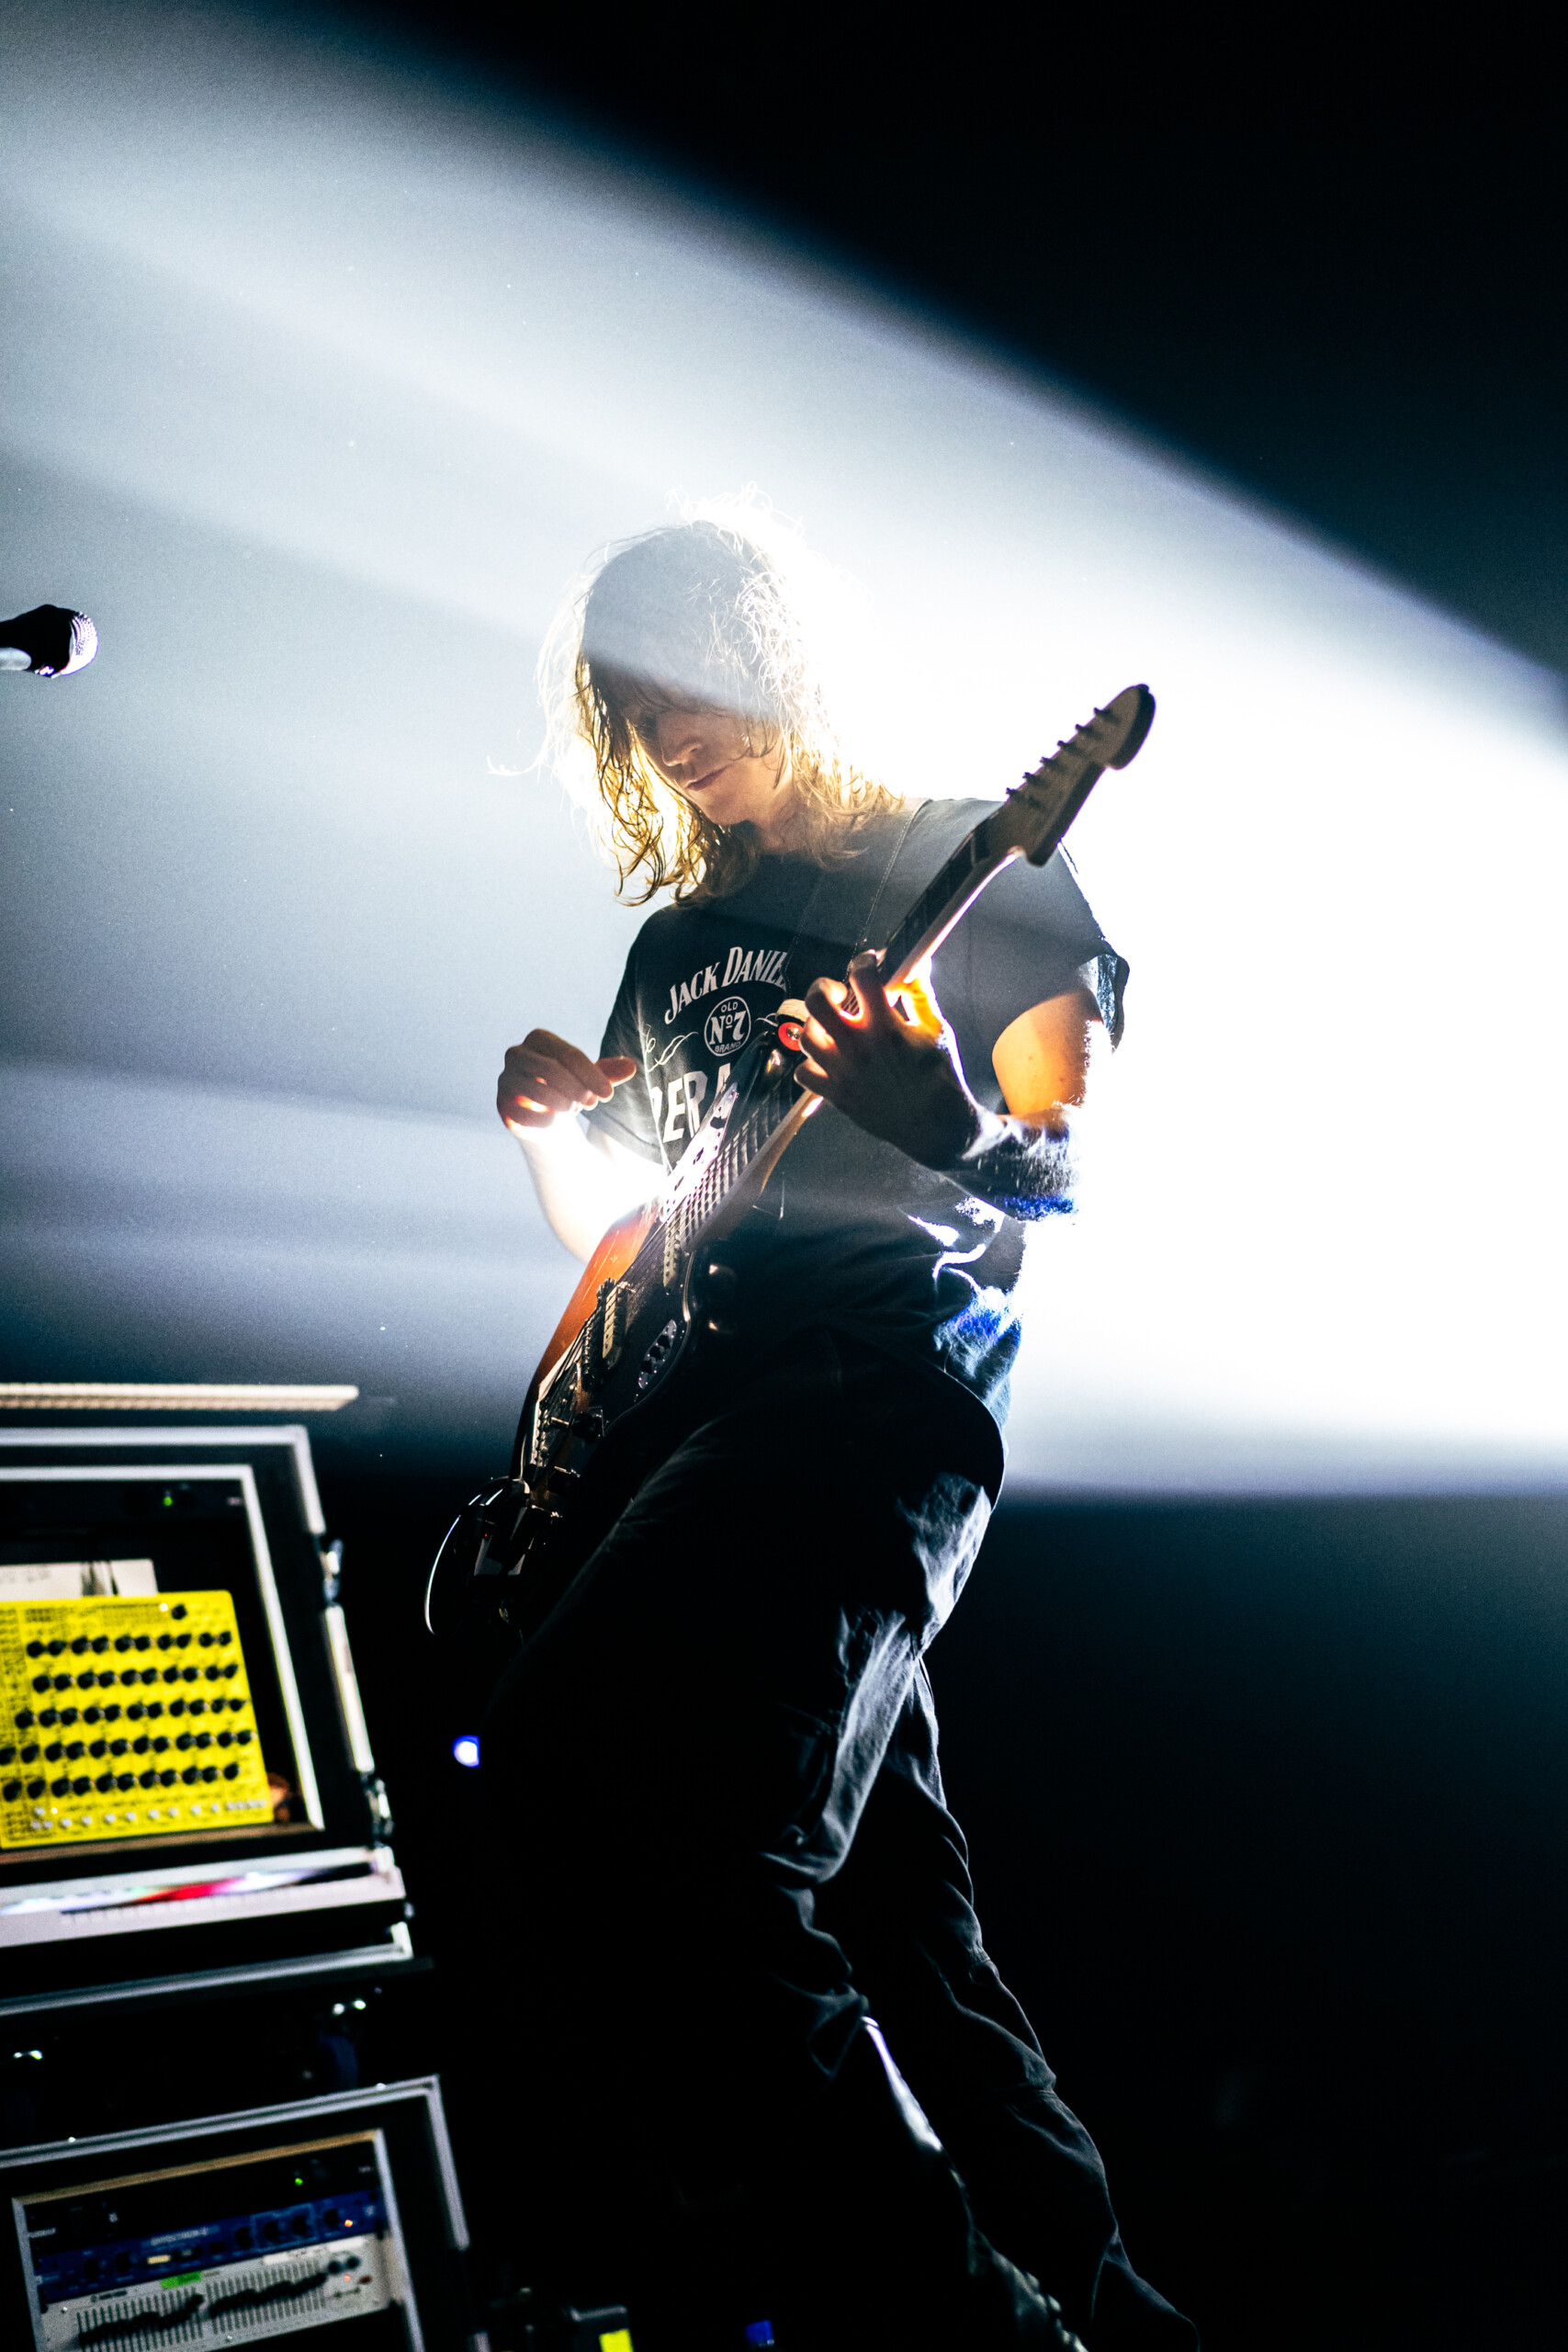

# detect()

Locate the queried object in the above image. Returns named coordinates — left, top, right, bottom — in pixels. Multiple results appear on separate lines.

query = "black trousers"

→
left=481, top=1329, right=1194, bottom=2348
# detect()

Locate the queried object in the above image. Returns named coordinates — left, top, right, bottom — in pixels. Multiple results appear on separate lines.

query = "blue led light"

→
left=451, top=1736, right=480, bottom=1770
left=743, top=2325, right=774, bottom=2346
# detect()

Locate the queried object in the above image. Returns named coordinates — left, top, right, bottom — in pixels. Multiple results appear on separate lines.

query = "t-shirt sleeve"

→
left=931, top=843, right=1128, bottom=1114
left=582, top=939, right=664, bottom=1163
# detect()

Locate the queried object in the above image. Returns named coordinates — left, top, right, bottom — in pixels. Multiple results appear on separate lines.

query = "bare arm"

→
left=498, top=1027, right=661, bottom=1261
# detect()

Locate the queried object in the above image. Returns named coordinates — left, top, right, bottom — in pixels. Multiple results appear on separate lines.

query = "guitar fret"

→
left=880, top=825, right=998, bottom=979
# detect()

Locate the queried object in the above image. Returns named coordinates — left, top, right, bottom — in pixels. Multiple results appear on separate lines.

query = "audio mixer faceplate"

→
left=1, top=1593, right=272, bottom=1850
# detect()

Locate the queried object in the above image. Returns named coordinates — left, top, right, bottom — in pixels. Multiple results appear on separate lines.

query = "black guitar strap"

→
left=781, top=801, right=923, bottom=992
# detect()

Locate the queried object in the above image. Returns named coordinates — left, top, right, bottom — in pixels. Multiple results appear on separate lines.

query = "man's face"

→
left=621, top=685, right=792, bottom=841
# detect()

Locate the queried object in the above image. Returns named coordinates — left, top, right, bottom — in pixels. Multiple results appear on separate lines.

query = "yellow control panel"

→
left=0, top=1594, right=273, bottom=1849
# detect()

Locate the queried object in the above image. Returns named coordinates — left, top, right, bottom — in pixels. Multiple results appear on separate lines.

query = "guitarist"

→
left=486, top=520, right=1195, bottom=2350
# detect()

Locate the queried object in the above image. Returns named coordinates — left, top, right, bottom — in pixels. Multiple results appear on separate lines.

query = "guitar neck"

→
left=876, top=752, right=1107, bottom=985
left=876, top=820, right=1021, bottom=989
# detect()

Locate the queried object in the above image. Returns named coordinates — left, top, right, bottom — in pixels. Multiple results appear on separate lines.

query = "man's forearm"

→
left=515, top=1123, right=660, bottom=1261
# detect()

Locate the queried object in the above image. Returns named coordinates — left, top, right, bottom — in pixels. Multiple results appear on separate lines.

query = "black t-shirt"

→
left=585, top=798, right=1125, bottom=1464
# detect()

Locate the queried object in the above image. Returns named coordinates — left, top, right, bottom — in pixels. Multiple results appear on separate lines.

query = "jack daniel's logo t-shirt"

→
left=584, top=799, right=1125, bottom=1460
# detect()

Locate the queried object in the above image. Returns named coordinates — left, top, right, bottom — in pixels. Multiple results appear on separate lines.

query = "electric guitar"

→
left=424, top=683, right=1156, bottom=1639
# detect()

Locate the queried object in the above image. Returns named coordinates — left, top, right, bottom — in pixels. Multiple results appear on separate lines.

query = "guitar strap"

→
left=732, top=806, right=920, bottom=1221
left=781, top=801, right=923, bottom=990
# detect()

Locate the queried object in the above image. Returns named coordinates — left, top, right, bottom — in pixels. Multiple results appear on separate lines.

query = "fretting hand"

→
left=793, top=955, right=981, bottom=1170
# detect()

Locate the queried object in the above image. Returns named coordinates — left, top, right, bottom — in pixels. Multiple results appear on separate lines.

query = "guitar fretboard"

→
left=876, top=807, right=1017, bottom=987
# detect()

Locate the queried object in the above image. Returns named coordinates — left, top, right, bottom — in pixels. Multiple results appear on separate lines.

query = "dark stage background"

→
left=6, top=6, right=1566, bottom=2346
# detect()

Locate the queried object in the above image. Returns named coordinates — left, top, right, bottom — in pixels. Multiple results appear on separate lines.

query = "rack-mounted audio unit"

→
left=0, top=1426, right=410, bottom=2015
left=1, top=2075, right=481, bottom=2352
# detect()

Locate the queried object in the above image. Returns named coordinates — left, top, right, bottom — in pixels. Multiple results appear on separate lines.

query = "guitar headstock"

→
left=997, top=683, right=1156, bottom=866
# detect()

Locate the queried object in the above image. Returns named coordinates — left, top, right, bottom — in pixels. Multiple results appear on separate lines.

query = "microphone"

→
left=0, top=605, right=98, bottom=677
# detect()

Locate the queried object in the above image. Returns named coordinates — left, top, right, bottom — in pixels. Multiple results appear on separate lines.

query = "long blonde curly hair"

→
left=537, top=514, right=902, bottom=903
